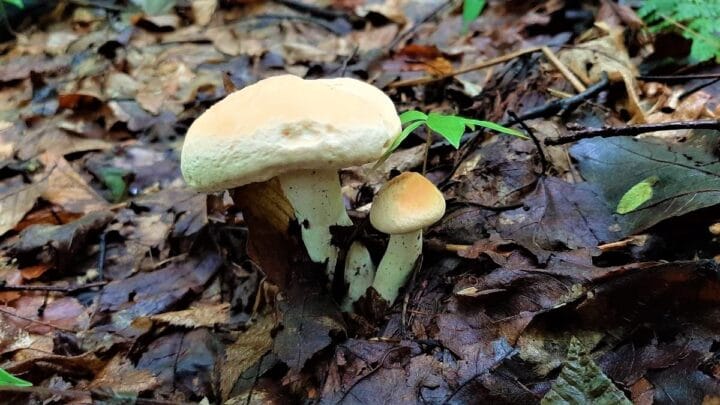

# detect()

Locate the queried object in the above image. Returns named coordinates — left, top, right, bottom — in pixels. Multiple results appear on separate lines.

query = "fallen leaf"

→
left=136, top=328, right=222, bottom=400
left=192, top=0, right=218, bottom=26
left=0, top=178, right=43, bottom=237
left=89, top=354, right=160, bottom=393
left=37, top=153, right=108, bottom=214
left=571, top=133, right=720, bottom=234
left=273, top=284, right=346, bottom=370
left=149, top=302, right=230, bottom=328
left=221, top=314, right=275, bottom=400
left=12, top=210, right=114, bottom=269
left=541, top=337, right=632, bottom=404
left=98, top=253, right=221, bottom=325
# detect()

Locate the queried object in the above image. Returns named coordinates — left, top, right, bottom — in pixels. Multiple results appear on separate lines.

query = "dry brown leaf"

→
left=37, top=152, right=108, bottom=214
left=221, top=314, right=275, bottom=400
left=17, top=124, right=111, bottom=161
left=0, top=178, right=44, bottom=237
left=149, top=302, right=230, bottom=327
left=90, top=354, right=160, bottom=393
left=192, top=0, right=218, bottom=26
left=558, top=28, right=644, bottom=122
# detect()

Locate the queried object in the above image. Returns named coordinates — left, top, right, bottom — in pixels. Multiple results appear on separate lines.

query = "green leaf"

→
left=462, top=0, right=486, bottom=34
left=461, top=118, right=528, bottom=138
left=399, top=110, right=428, bottom=125
left=0, top=367, right=32, bottom=387
left=2, top=0, right=23, bottom=8
left=541, top=337, right=632, bottom=405
left=98, top=167, right=129, bottom=203
left=373, top=120, right=426, bottom=169
left=425, top=113, right=466, bottom=148
left=616, top=176, right=658, bottom=215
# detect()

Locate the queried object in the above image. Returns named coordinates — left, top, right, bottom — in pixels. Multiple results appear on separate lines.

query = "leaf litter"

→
left=0, top=0, right=718, bottom=403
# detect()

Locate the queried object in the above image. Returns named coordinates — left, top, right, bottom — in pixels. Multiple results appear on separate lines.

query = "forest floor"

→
left=1, top=0, right=720, bottom=403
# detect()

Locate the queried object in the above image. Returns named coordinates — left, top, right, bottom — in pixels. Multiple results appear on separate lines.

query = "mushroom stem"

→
left=371, top=230, right=422, bottom=303
left=278, top=169, right=353, bottom=279
left=341, top=241, right=376, bottom=311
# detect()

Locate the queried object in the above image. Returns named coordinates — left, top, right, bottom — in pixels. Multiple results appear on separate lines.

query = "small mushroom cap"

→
left=370, top=172, right=446, bottom=234
left=181, top=75, right=401, bottom=192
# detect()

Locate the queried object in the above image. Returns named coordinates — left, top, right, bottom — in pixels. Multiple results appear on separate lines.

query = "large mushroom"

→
left=181, top=75, right=401, bottom=280
left=369, top=172, right=446, bottom=304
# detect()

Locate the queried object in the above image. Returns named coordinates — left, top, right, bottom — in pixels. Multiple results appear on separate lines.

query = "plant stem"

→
left=422, top=127, right=432, bottom=174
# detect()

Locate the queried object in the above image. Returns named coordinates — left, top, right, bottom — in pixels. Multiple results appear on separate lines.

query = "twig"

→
left=271, top=0, right=350, bottom=21
left=516, top=73, right=609, bottom=121
left=508, top=111, right=548, bottom=175
left=0, top=281, right=106, bottom=293
left=637, top=73, right=720, bottom=82
left=0, top=386, right=193, bottom=404
left=679, top=77, right=720, bottom=100
left=545, top=119, right=720, bottom=145
left=541, top=46, right=586, bottom=93
left=97, top=231, right=107, bottom=280
left=246, top=14, right=347, bottom=35
left=387, top=47, right=543, bottom=88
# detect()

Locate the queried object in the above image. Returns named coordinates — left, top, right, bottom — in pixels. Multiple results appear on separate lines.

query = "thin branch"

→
left=508, top=111, right=548, bottom=175
left=679, top=77, right=720, bottom=100
left=387, top=47, right=542, bottom=88
left=637, top=73, right=720, bottom=82
left=545, top=119, right=720, bottom=146
left=517, top=72, right=610, bottom=121
left=541, top=46, right=586, bottom=92
left=0, top=281, right=106, bottom=293
left=0, top=386, right=193, bottom=405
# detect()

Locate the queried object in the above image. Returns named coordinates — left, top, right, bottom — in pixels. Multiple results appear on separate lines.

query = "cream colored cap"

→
left=181, top=75, right=401, bottom=192
left=370, top=172, right=446, bottom=234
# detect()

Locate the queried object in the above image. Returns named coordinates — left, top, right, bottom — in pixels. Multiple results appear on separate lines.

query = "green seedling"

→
left=617, top=176, right=659, bottom=214
left=462, top=0, right=486, bottom=34
left=639, top=0, right=720, bottom=62
left=376, top=110, right=526, bottom=169
left=0, top=367, right=32, bottom=387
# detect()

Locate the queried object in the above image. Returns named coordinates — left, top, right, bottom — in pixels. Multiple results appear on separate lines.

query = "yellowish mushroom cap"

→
left=181, top=75, right=401, bottom=192
left=370, top=172, right=446, bottom=234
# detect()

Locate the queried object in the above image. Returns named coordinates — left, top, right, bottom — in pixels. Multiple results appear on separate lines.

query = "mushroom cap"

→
left=181, top=75, right=401, bottom=192
left=370, top=172, right=446, bottom=234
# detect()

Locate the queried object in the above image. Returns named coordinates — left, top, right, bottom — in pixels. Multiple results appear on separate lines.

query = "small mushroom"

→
left=181, top=75, right=400, bottom=279
left=369, top=172, right=446, bottom=303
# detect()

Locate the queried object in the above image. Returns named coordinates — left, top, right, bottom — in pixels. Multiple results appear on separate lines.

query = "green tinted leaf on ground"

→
left=570, top=133, right=720, bottom=234
left=462, top=0, right=486, bottom=33
left=0, top=367, right=32, bottom=387
left=616, top=176, right=658, bottom=214
left=541, top=337, right=631, bottom=405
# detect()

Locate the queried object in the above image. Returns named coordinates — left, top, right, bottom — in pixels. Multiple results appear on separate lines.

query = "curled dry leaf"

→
left=149, top=302, right=230, bottom=328
left=221, top=314, right=275, bottom=400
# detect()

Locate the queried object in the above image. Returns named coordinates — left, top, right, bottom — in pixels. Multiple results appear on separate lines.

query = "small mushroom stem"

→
left=341, top=241, right=376, bottom=311
left=371, top=230, right=422, bottom=303
left=278, top=169, right=353, bottom=279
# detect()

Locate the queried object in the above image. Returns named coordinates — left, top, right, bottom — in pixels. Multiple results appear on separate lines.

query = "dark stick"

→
left=637, top=73, right=720, bottom=82
left=271, top=0, right=350, bottom=21
left=516, top=72, right=609, bottom=121
left=97, top=231, right=107, bottom=280
left=0, top=281, right=106, bottom=293
left=545, top=119, right=720, bottom=146
left=508, top=110, right=548, bottom=175
left=679, top=77, right=720, bottom=100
